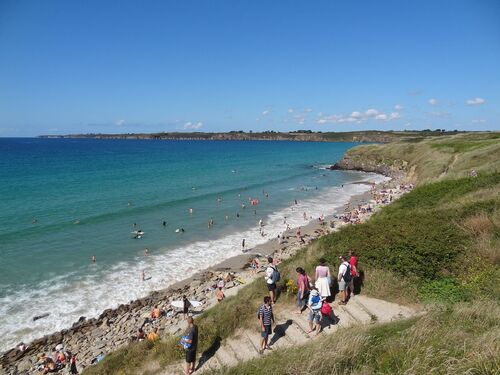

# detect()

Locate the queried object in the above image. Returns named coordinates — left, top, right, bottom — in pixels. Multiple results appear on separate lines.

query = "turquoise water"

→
left=0, top=138, right=383, bottom=351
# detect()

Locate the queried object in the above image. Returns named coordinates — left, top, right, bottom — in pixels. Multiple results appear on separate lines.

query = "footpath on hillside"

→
left=144, top=295, right=419, bottom=375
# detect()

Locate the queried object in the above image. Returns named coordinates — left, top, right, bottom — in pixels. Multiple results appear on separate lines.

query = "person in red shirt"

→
left=348, top=250, right=359, bottom=297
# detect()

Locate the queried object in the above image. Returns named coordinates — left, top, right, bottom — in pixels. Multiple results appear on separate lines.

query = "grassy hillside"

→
left=84, top=133, right=499, bottom=375
left=338, top=132, right=500, bottom=183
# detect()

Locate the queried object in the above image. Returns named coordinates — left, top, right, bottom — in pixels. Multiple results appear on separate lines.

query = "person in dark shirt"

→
left=184, top=317, right=198, bottom=374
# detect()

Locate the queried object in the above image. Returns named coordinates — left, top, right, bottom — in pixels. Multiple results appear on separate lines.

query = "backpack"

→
left=321, top=301, right=332, bottom=315
left=270, top=265, right=281, bottom=283
left=342, top=263, right=352, bottom=282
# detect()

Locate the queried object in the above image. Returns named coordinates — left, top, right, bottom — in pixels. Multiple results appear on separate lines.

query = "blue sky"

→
left=0, top=0, right=499, bottom=136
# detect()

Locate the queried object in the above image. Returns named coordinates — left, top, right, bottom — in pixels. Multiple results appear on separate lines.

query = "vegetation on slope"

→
left=84, top=133, right=500, bottom=374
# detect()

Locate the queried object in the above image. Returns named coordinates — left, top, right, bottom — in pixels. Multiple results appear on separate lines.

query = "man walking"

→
left=258, top=296, right=275, bottom=354
left=265, top=257, right=279, bottom=303
left=337, top=255, right=351, bottom=304
left=183, top=317, right=198, bottom=374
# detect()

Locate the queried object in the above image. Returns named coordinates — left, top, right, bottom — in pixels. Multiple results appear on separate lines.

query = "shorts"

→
left=308, top=310, right=321, bottom=324
left=297, top=291, right=309, bottom=309
left=185, top=349, right=196, bottom=363
left=267, top=282, right=277, bottom=291
left=338, top=280, right=348, bottom=291
left=261, top=325, right=272, bottom=338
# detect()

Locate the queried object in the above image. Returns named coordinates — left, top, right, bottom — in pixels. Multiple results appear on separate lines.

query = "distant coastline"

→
left=37, top=130, right=468, bottom=143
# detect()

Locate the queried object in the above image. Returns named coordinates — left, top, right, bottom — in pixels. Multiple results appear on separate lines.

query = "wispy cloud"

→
left=261, top=109, right=271, bottom=116
left=394, top=104, right=404, bottom=110
left=466, top=97, right=485, bottom=106
left=471, top=119, right=487, bottom=123
left=316, top=108, right=401, bottom=125
left=428, top=98, right=438, bottom=106
left=183, top=121, right=203, bottom=130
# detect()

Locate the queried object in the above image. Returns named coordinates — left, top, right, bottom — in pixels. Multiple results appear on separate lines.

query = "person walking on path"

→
left=295, top=267, right=311, bottom=314
left=314, top=258, right=331, bottom=298
left=306, top=289, right=323, bottom=335
left=183, top=317, right=198, bottom=375
left=258, top=296, right=275, bottom=354
left=265, top=257, right=279, bottom=303
left=337, top=256, right=352, bottom=304
left=348, top=250, right=359, bottom=297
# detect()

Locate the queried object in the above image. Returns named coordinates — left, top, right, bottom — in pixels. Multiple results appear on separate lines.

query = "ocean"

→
left=0, top=138, right=385, bottom=352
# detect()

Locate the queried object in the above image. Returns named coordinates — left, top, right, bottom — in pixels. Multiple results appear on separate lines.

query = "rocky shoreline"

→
left=0, top=162, right=412, bottom=375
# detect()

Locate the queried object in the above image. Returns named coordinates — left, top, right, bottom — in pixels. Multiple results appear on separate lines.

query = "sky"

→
left=0, top=0, right=499, bottom=136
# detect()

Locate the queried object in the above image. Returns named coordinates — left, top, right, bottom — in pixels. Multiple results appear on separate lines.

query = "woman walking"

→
left=314, top=258, right=331, bottom=298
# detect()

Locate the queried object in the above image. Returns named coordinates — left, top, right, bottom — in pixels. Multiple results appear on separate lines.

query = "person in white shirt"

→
left=265, top=257, right=278, bottom=303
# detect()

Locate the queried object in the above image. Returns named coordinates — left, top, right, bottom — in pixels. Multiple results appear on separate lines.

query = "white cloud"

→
left=428, top=98, right=438, bottom=106
left=116, top=119, right=125, bottom=126
left=262, top=110, right=271, bottom=116
left=466, top=97, right=485, bottom=106
left=471, top=119, right=486, bottom=123
left=288, top=108, right=294, bottom=113
left=305, top=108, right=312, bottom=113
left=316, top=108, right=401, bottom=125
left=183, top=121, right=203, bottom=130
left=394, top=104, right=404, bottom=110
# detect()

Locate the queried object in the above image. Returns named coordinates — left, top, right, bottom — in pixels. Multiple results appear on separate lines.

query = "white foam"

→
left=0, top=171, right=389, bottom=352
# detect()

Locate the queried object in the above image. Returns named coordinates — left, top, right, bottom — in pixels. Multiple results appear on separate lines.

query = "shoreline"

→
left=0, top=169, right=409, bottom=374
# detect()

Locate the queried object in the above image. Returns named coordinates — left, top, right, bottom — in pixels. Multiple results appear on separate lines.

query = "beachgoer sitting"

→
left=133, top=327, right=146, bottom=341
left=151, top=306, right=161, bottom=320
left=215, top=286, right=225, bottom=302
left=147, top=328, right=159, bottom=342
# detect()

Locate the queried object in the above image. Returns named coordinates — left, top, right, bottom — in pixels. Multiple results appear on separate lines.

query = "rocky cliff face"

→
left=331, top=154, right=409, bottom=181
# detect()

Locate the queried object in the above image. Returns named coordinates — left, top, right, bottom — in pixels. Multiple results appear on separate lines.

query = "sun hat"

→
left=310, top=289, right=319, bottom=296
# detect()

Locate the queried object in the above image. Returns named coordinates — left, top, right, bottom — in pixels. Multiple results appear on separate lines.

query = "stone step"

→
left=214, top=342, right=240, bottom=368
left=291, top=312, right=314, bottom=334
left=197, top=352, right=222, bottom=373
left=343, top=301, right=373, bottom=324
left=226, top=333, right=260, bottom=361
left=350, top=298, right=378, bottom=322
left=354, top=296, right=414, bottom=322
left=335, top=305, right=358, bottom=327
left=281, top=322, right=309, bottom=345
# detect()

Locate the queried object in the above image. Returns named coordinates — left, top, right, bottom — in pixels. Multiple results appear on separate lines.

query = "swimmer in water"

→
left=141, top=270, right=145, bottom=281
left=236, top=213, right=240, bottom=218
left=144, top=248, right=149, bottom=256
left=242, top=238, right=245, bottom=251
left=74, top=219, right=80, bottom=224
left=32, top=218, right=38, bottom=224
left=189, top=208, right=193, bottom=215
left=162, top=220, right=167, bottom=227
left=254, top=209, right=257, bottom=216
left=91, top=255, right=96, bottom=263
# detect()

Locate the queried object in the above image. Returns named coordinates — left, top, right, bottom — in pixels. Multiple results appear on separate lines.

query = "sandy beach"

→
left=0, top=170, right=411, bottom=374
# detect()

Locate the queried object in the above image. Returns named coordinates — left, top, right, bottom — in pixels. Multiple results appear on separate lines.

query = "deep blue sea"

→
left=0, top=138, right=385, bottom=351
